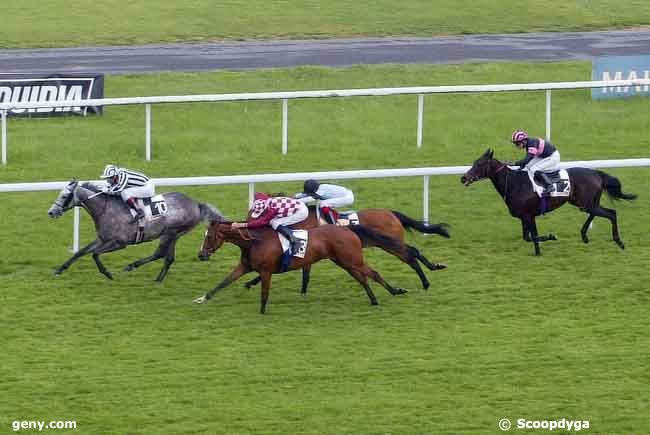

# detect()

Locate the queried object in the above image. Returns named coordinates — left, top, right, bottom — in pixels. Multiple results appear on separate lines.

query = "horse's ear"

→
left=488, top=149, right=494, bottom=159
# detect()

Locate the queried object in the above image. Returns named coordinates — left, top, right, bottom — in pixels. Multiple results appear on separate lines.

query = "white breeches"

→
left=120, top=181, right=155, bottom=200
left=270, top=204, right=309, bottom=229
left=320, top=192, right=355, bottom=208
left=525, top=151, right=561, bottom=174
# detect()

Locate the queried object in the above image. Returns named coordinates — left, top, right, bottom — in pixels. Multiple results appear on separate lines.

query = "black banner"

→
left=0, top=73, right=104, bottom=117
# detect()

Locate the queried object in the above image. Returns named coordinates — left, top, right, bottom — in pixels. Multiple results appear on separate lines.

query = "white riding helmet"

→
left=100, top=164, right=119, bottom=179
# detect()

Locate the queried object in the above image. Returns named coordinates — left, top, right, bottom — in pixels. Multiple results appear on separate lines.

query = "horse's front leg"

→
left=522, top=216, right=541, bottom=256
left=54, top=238, right=102, bottom=275
left=259, top=271, right=274, bottom=314
left=300, top=265, right=312, bottom=295
left=194, top=263, right=250, bottom=304
left=521, top=218, right=532, bottom=241
left=92, top=240, right=126, bottom=280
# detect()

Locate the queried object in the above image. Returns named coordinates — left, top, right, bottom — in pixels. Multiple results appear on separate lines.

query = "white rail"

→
left=2, top=78, right=650, bottom=164
left=1, top=158, right=648, bottom=252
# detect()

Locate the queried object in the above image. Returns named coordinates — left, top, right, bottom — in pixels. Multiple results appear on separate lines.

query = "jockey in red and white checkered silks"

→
left=234, top=192, right=308, bottom=253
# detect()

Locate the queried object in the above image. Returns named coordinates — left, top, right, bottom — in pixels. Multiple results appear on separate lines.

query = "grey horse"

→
left=48, top=179, right=223, bottom=281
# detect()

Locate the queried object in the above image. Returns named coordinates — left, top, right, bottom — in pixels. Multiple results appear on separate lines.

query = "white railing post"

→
left=145, top=103, right=152, bottom=160
left=248, top=182, right=255, bottom=208
left=545, top=90, right=551, bottom=141
left=1, top=110, right=7, bottom=165
left=423, top=175, right=430, bottom=224
left=73, top=206, right=80, bottom=253
left=417, top=94, right=424, bottom=148
left=282, top=99, right=288, bottom=155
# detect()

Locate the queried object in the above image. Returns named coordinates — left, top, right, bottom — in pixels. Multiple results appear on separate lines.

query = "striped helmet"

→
left=250, top=193, right=270, bottom=218
left=511, top=130, right=528, bottom=144
left=100, top=164, right=119, bottom=179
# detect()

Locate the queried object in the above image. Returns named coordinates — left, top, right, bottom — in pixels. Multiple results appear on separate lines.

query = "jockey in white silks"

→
left=511, top=130, right=561, bottom=195
left=100, top=164, right=155, bottom=221
left=294, top=179, right=354, bottom=223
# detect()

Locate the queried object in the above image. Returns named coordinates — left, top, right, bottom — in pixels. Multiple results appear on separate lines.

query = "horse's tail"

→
left=391, top=210, right=450, bottom=238
left=348, top=225, right=404, bottom=252
left=199, top=202, right=224, bottom=223
left=598, top=171, right=638, bottom=201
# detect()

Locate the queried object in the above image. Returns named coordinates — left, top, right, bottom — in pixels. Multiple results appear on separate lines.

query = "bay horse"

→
left=460, top=149, right=637, bottom=255
left=48, top=179, right=223, bottom=281
left=242, top=205, right=450, bottom=292
left=195, top=222, right=408, bottom=313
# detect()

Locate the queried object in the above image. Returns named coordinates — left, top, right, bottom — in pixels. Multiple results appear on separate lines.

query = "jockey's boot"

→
left=536, top=172, right=556, bottom=195
left=126, top=197, right=144, bottom=222
left=276, top=225, right=300, bottom=254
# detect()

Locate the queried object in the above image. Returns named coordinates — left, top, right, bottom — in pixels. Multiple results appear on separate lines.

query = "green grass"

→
left=3, top=0, right=650, bottom=48
left=1, top=62, right=649, bottom=434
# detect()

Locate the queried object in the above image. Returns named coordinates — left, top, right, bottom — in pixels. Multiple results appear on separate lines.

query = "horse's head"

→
left=461, top=149, right=495, bottom=186
left=48, top=179, right=79, bottom=218
left=198, top=221, right=226, bottom=261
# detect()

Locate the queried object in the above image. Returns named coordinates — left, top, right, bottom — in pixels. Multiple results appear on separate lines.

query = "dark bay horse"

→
left=195, top=222, right=407, bottom=313
left=460, top=149, right=637, bottom=255
left=243, top=206, right=450, bottom=292
left=48, top=180, right=223, bottom=280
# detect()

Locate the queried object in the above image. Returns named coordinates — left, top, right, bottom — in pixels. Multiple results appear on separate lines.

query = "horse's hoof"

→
left=422, top=282, right=430, bottom=290
left=548, top=234, right=557, bottom=241
left=193, top=296, right=208, bottom=304
left=104, top=272, right=113, bottom=280
left=582, top=237, right=589, bottom=244
left=53, top=269, right=63, bottom=276
left=616, top=240, right=625, bottom=250
left=395, top=288, right=408, bottom=295
left=433, top=263, right=447, bottom=270
left=370, top=300, right=379, bottom=305
left=124, top=264, right=134, bottom=272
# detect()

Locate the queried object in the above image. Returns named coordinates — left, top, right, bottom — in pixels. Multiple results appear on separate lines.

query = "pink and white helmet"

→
left=250, top=192, right=270, bottom=218
left=511, top=130, right=528, bottom=144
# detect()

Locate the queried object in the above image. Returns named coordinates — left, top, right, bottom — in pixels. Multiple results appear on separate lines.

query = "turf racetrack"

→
left=4, top=0, right=650, bottom=48
left=1, top=63, right=649, bottom=434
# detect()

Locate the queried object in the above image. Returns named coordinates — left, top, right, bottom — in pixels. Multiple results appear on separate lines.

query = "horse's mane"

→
left=80, top=181, right=105, bottom=193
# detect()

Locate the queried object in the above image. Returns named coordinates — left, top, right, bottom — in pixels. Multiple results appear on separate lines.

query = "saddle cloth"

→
left=278, top=229, right=308, bottom=258
left=132, top=194, right=168, bottom=220
left=528, top=169, right=571, bottom=198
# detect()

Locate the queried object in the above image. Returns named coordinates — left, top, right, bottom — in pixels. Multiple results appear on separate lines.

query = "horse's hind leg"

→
left=410, top=245, right=447, bottom=271
left=366, top=266, right=407, bottom=295
left=590, top=206, right=624, bottom=249
left=124, top=235, right=173, bottom=272
left=54, top=238, right=102, bottom=275
left=243, top=275, right=261, bottom=289
left=378, top=244, right=430, bottom=289
left=580, top=214, right=596, bottom=243
left=340, top=266, right=379, bottom=305
left=155, top=238, right=178, bottom=282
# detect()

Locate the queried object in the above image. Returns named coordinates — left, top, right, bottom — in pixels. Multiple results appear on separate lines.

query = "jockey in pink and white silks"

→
left=511, top=130, right=561, bottom=194
left=232, top=192, right=309, bottom=253
left=100, top=164, right=155, bottom=221
left=294, top=179, right=354, bottom=223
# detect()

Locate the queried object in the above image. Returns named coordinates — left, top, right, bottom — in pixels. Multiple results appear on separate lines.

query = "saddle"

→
left=529, top=169, right=571, bottom=198
left=317, top=207, right=360, bottom=226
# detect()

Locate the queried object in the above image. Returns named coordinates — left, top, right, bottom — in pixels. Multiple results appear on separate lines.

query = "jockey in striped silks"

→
left=100, top=164, right=155, bottom=221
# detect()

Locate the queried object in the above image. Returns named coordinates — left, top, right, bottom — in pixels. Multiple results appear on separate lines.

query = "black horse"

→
left=460, top=149, right=637, bottom=255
